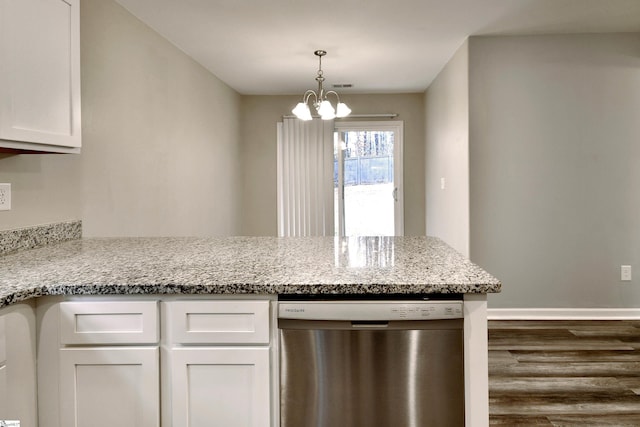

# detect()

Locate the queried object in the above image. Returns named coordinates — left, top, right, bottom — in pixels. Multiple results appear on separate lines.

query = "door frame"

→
left=333, top=120, right=404, bottom=236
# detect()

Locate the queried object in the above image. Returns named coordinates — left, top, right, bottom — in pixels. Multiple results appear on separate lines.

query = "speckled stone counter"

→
left=0, top=236, right=501, bottom=308
left=0, top=220, right=82, bottom=256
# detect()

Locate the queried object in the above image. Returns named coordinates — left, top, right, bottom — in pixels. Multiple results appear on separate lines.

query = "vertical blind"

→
left=277, top=118, right=334, bottom=237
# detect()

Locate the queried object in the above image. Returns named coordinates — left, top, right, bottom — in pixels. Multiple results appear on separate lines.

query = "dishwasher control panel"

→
left=278, top=300, right=463, bottom=321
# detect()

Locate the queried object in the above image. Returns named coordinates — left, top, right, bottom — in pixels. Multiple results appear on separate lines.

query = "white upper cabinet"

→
left=0, top=0, right=81, bottom=153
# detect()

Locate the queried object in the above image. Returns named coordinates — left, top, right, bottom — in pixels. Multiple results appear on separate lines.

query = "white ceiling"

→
left=114, top=0, right=640, bottom=95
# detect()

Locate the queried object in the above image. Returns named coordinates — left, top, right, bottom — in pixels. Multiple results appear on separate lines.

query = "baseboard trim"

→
left=487, top=308, right=640, bottom=320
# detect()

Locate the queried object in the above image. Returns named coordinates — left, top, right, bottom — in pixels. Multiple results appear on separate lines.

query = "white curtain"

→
left=277, top=118, right=334, bottom=237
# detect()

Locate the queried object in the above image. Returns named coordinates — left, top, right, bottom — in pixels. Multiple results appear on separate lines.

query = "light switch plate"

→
left=621, top=265, right=632, bottom=281
left=0, top=183, right=11, bottom=210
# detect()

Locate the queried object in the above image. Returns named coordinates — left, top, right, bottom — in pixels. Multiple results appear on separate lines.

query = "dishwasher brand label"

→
left=279, top=302, right=463, bottom=320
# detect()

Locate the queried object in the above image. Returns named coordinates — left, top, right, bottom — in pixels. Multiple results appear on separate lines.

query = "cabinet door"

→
left=170, top=347, right=270, bottom=427
left=0, top=315, right=6, bottom=417
left=0, top=0, right=81, bottom=152
left=60, top=347, right=159, bottom=427
left=0, top=304, right=38, bottom=427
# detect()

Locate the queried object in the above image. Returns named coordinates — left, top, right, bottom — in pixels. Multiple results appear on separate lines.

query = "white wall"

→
left=80, top=0, right=242, bottom=237
left=469, top=34, right=640, bottom=308
left=424, top=40, right=470, bottom=256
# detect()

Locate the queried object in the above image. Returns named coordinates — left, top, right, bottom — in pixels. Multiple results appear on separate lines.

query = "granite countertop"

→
left=0, top=236, right=501, bottom=308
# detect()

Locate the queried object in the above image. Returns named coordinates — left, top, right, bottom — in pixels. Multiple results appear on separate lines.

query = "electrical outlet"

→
left=621, top=265, right=632, bottom=281
left=0, top=183, right=11, bottom=211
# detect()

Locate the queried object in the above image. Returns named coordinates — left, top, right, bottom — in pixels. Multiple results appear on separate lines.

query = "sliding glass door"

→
left=334, top=121, right=404, bottom=237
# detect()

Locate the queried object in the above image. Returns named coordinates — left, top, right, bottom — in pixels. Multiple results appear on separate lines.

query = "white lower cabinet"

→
left=36, top=297, right=274, bottom=427
left=0, top=302, right=38, bottom=427
left=59, top=347, right=159, bottom=427
left=51, top=300, right=160, bottom=427
left=164, top=299, right=273, bottom=427
left=169, top=347, right=271, bottom=427
left=0, top=314, right=7, bottom=417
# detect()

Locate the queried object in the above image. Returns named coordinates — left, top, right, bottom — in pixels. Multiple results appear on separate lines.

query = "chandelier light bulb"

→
left=336, top=102, right=351, bottom=118
left=317, top=100, right=336, bottom=119
left=292, top=102, right=313, bottom=121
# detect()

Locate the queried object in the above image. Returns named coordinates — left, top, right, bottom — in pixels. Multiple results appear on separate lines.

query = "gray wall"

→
left=0, top=0, right=243, bottom=236
left=80, top=0, right=242, bottom=237
left=239, top=94, right=426, bottom=236
left=0, top=153, right=81, bottom=230
left=425, top=40, right=470, bottom=256
left=469, top=34, right=640, bottom=308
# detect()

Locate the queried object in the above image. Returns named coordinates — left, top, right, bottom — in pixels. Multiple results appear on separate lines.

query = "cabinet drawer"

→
left=168, top=301, right=270, bottom=344
left=60, top=301, right=158, bottom=345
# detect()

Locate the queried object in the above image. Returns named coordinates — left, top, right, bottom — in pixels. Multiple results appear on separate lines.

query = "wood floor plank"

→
left=490, top=361, right=640, bottom=377
left=490, top=394, right=640, bottom=415
left=489, top=415, right=553, bottom=426
left=489, top=329, right=576, bottom=341
left=490, top=376, right=631, bottom=393
left=509, top=350, right=640, bottom=362
left=548, top=414, right=640, bottom=426
left=489, top=320, right=640, bottom=329
left=615, top=377, right=640, bottom=395
left=618, top=341, right=640, bottom=350
left=489, top=339, right=635, bottom=351
left=488, top=350, right=519, bottom=366
left=569, top=326, right=640, bottom=338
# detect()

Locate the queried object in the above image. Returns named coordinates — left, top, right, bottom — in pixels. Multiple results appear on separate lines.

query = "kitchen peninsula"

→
left=0, top=231, right=500, bottom=427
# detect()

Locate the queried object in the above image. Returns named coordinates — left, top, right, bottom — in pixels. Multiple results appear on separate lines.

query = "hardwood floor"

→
left=488, top=320, right=640, bottom=426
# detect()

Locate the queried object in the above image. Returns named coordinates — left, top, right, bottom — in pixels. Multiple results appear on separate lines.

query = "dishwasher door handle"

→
left=351, top=321, right=389, bottom=329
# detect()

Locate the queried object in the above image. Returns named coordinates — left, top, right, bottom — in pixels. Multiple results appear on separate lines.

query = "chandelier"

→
left=291, top=50, right=351, bottom=121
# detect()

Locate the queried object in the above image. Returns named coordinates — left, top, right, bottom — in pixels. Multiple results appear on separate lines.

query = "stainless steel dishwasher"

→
left=278, top=295, right=464, bottom=427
